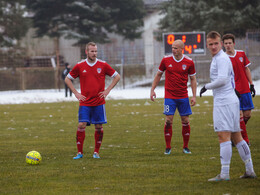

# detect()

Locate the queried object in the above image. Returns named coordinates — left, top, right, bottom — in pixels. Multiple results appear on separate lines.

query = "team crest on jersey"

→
left=239, top=57, right=243, bottom=63
left=97, top=68, right=102, bottom=73
left=182, top=64, right=187, bottom=70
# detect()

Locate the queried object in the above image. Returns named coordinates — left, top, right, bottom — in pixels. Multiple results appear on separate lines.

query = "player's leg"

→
left=178, top=98, right=192, bottom=154
left=243, top=110, right=252, bottom=125
left=208, top=131, right=232, bottom=181
left=209, top=104, right=235, bottom=181
left=94, top=124, right=103, bottom=158
left=163, top=98, right=176, bottom=154
left=240, top=93, right=254, bottom=123
left=239, top=110, right=249, bottom=144
left=69, top=89, right=72, bottom=97
left=92, top=104, right=107, bottom=158
left=180, top=115, right=191, bottom=154
left=219, top=132, right=232, bottom=178
left=164, top=115, right=173, bottom=154
left=240, top=93, right=254, bottom=144
left=74, top=122, right=87, bottom=159
left=73, top=106, right=91, bottom=159
left=232, top=132, right=256, bottom=178
left=65, top=83, right=68, bottom=97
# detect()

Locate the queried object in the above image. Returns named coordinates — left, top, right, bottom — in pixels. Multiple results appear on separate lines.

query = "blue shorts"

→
left=164, top=98, right=192, bottom=116
left=240, top=92, right=254, bottom=111
left=78, top=104, right=107, bottom=124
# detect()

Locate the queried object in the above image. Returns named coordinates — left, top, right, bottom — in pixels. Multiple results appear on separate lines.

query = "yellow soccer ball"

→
left=26, top=151, right=42, bottom=165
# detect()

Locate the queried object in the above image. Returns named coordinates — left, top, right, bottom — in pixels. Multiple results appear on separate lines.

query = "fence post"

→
left=20, top=69, right=26, bottom=91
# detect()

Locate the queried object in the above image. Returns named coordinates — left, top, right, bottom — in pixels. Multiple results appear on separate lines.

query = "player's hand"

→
left=190, top=97, right=196, bottom=106
left=250, top=84, right=255, bottom=97
left=99, top=91, right=109, bottom=99
left=234, top=89, right=241, bottom=98
left=150, top=90, right=156, bottom=101
left=75, top=92, right=86, bottom=102
left=199, top=86, right=207, bottom=97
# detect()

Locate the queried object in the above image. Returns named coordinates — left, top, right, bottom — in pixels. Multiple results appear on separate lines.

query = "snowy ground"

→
left=0, top=80, right=260, bottom=104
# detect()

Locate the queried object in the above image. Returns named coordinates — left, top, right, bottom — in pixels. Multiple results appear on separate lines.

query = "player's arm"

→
left=245, top=66, right=255, bottom=97
left=189, top=75, right=197, bottom=106
left=200, top=59, right=229, bottom=97
left=150, top=71, right=163, bottom=101
left=206, top=58, right=230, bottom=90
left=65, top=76, right=86, bottom=101
left=245, top=67, right=253, bottom=85
left=99, top=73, right=120, bottom=99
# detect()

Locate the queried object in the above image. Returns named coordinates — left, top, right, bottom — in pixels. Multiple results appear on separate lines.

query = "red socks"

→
left=76, top=128, right=86, bottom=154
left=164, top=123, right=172, bottom=149
left=164, top=122, right=191, bottom=149
left=76, top=127, right=104, bottom=154
left=94, top=128, right=104, bottom=153
left=182, top=122, right=190, bottom=149
left=240, top=117, right=249, bottom=144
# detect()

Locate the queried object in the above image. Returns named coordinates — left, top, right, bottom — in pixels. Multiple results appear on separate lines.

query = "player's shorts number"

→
left=164, top=105, right=170, bottom=113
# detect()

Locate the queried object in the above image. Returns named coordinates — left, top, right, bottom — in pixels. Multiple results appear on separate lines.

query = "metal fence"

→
left=0, top=31, right=259, bottom=91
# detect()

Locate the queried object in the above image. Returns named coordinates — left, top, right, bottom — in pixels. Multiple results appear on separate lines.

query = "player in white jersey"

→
left=200, top=31, right=256, bottom=181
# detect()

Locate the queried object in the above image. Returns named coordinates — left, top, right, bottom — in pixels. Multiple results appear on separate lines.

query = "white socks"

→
left=220, top=141, right=232, bottom=177
left=236, top=140, right=255, bottom=174
left=219, top=140, right=255, bottom=178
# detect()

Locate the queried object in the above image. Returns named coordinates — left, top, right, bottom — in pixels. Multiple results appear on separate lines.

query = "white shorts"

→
left=213, top=102, right=240, bottom=132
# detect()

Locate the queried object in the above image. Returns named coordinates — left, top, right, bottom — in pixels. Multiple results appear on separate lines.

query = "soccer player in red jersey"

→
left=65, top=42, right=120, bottom=159
left=150, top=39, right=197, bottom=155
left=222, top=33, right=255, bottom=145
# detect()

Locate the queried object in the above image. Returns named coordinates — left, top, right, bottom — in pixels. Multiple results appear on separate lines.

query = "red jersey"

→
left=159, top=55, right=196, bottom=99
left=68, top=59, right=117, bottom=106
left=228, top=50, right=251, bottom=94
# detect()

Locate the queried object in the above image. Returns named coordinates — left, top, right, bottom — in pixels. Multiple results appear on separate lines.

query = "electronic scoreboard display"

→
left=163, top=32, right=206, bottom=55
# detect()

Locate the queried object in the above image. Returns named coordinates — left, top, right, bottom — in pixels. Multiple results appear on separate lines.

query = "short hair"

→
left=173, top=39, right=185, bottom=49
left=207, top=31, right=221, bottom=39
left=222, top=33, right=235, bottom=43
left=86, top=42, right=97, bottom=51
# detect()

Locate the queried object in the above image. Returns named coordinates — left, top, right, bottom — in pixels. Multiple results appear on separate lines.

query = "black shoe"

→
left=183, top=148, right=191, bottom=154
left=164, top=148, right=171, bottom=155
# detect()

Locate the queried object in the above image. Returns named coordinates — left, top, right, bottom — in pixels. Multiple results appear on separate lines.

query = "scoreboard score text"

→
left=163, top=32, right=206, bottom=55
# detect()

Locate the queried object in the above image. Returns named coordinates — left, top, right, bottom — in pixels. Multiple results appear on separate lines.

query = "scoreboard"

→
left=163, top=32, right=206, bottom=55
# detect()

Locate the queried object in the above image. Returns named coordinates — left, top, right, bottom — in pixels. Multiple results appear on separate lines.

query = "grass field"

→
left=0, top=96, right=259, bottom=194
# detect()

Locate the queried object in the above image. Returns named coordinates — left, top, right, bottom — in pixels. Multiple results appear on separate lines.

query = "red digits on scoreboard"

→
left=165, top=32, right=205, bottom=55
left=167, top=34, right=175, bottom=45
left=182, top=35, right=186, bottom=43
left=185, top=45, right=192, bottom=54
left=197, top=34, right=201, bottom=43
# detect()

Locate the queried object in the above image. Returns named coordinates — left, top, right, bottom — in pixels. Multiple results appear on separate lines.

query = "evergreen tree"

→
left=0, top=0, right=29, bottom=47
left=26, top=0, right=145, bottom=44
left=159, top=0, right=260, bottom=37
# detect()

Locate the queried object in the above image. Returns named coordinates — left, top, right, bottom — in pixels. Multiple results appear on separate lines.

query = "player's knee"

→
left=240, top=111, right=243, bottom=118
left=231, top=132, right=243, bottom=145
left=243, top=113, right=251, bottom=119
left=181, top=118, right=189, bottom=124
left=217, top=133, right=231, bottom=143
left=243, top=110, right=251, bottom=118
left=78, top=122, right=86, bottom=129
left=95, top=124, right=103, bottom=131
left=243, top=116, right=251, bottom=125
left=165, top=120, right=172, bottom=126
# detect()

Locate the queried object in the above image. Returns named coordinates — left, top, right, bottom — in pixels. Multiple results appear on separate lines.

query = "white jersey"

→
left=206, top=50, right=238, bottom=106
